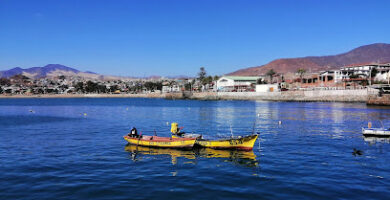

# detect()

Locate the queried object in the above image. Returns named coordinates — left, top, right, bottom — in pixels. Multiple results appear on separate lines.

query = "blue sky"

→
left=1, top=0, right=390, bottom=77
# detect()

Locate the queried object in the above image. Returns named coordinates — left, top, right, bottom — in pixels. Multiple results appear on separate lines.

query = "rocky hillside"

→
left=0, top=64, right=98, bottom=79
left=228, top=43, right=390, bottom=76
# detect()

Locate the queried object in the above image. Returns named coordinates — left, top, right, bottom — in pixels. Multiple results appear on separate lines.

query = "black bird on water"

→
left=352, top=148, right=363, bottom=156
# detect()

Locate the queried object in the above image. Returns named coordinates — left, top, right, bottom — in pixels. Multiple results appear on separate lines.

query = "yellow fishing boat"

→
left=170, top=122, right=259, bottom=150
left=123, top=135, right=196, bottom=149
left=195, top=134, right=259, bottom=151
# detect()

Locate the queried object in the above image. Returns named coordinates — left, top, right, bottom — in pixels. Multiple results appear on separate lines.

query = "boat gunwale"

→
left=123, top=135, right=197, bottom=143
left=363, top=134, right=390, bottom=138
left=197, top=134, right=259, bottom=142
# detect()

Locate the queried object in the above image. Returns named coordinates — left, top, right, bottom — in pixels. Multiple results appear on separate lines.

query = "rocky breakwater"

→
left=367, top=94, right=390, bottom=106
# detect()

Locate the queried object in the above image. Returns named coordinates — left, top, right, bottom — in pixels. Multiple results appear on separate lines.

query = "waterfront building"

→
left=216, top=76, right=262, bottom=92
left=319, top=70, right=346, bottom=84
left=340, top=63, right=390, bottom=81
left=255, top=84, right=279, bottom=92
left=162, top=85, right=181, bottom=93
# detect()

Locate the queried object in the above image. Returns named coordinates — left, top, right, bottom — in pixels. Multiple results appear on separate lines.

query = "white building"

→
left=255, top=84, right=279, bottom=92
left=162, top=85, right=181, bottom=93
left=216, top=76, right=262, bottom=92
left=340, top=63, right=390, bottom=83
left=319, top=70, right=347, bottom=83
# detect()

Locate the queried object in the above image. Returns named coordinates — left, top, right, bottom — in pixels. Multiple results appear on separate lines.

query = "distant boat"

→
left=362, top=127, right=390, bottom=137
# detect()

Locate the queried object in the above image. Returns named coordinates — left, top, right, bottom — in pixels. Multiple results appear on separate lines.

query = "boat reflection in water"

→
left=363, top=136, right=390, bottom=144
left=125, top=144, right=196, bottom=165
left=124, top=144, right=259, bottom=167
left=194, top=148, right=259, bottom=167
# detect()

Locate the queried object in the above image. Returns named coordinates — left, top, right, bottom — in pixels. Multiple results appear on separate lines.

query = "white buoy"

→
left=278, top=121, right=282, bottom=125
left=257, top=113, right=260, bottom=117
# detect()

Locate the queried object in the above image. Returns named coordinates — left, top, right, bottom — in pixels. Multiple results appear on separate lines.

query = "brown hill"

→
left=228, top=43, right=390, bottom=76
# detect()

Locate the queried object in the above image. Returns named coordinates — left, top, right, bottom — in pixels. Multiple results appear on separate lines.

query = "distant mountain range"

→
left=0, top=64, right=104, bottom=79
left=228, top=43, right=390, bottom=76
left=3, top=43, right=389, bottom=79
left=0, top=64, right=191, bottom=80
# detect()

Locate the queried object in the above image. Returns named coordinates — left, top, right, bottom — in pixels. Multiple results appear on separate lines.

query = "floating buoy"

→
left=84, top=113, right=87, bottom=116
left=257, top=113, right=260, bottom=117
left=278, top=121, right=282, bottom=125
left=166, top=122, right=169, bottom=125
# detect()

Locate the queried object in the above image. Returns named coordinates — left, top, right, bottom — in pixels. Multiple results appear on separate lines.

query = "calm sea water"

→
left=1, top=98, right=390, bottom=199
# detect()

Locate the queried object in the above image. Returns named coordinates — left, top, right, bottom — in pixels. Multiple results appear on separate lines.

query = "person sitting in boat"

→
left=128, top=127, right=138, bottom=137
left=175, top=127, right=186, bottom=137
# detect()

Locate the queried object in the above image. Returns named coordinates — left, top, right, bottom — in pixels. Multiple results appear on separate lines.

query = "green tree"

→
left=75, top=82, right=85, bottom=93
left=371, top=68, right=378, bottom=78
left=349, top=74, right=359, bottom=79
left=202, top=75, right=213, bottom=85
left=58, top=75, right=66, bottom=80
left=85, top=81, right=98, bottom=93
left=198, top=67, right=207, bottom=82
left=144, top=81, right=155, bottom=91
left=297, top=68, right=306, bottom=82
left=266, top=69, right=276, bottom=83
left=0, top=78, right=10, bottom=86
left=184, top=82, right=192, bottom=90
left=97, top=85, right=107, bottom=93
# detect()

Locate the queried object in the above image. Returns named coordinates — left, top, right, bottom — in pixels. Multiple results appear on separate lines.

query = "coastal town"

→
left=2, top=1, right=390, bottom=199
left=1, top=62, right=390, bottom=104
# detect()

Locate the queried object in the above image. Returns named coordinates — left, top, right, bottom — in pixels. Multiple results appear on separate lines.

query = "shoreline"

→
left=0, top=93, right=164, bottom=99
left=0, top=89, right=378, bottom=104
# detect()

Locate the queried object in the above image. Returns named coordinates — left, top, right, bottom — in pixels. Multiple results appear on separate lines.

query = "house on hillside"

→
left=216, top=76, right=263, bottom=92
left=341, top=63, right=390, bottom=84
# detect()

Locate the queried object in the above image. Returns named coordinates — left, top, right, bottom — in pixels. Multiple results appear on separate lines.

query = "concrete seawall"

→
left=0, top=89, right=375, bottom=103
left=189, top=89, right=371, bottom=102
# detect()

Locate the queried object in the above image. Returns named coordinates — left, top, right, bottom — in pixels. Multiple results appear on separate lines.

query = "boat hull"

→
left=362, top=128, right=390, bottom=137
left=195, top=134, right=259, bottom=151
left=123, top=135, right=196, bottom=149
